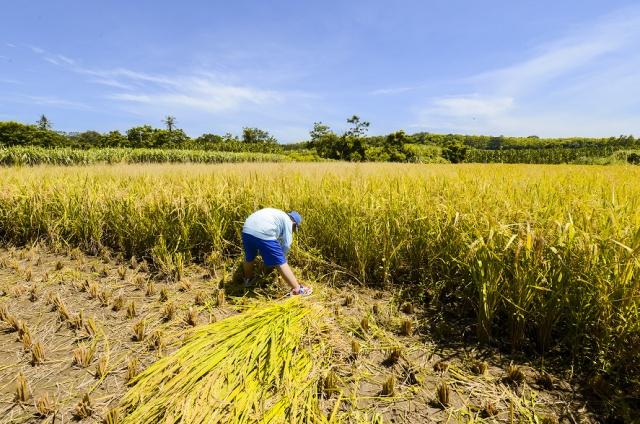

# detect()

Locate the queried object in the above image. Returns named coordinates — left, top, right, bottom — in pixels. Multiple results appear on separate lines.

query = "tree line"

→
left=0, top=115, right=281, bottom=153
left=1, top=114, right=638, bottom=164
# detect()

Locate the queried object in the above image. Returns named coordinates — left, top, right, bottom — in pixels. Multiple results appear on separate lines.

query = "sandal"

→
left=291, top=285, right=313, bottom=296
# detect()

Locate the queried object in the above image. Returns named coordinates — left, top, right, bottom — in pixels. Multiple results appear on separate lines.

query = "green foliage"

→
left=162, top=115, right=176, bottom=132
left=441, top=142, right=468, bottom=163
left=36, top=114, right=52, bottom=130
left=309, top=116, right=369, bottom=161
left=242, top=127, right=277, bottom=144
left=0, top=121, right=67, bottom=148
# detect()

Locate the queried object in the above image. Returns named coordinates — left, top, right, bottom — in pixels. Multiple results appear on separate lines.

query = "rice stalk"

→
left=35, top=392, right=55, bottom=417
left=120, top=297, right=328, bottom=423
left=73, top=393, right=93, bottom=419
left=14, top=372, right=29, bottom=403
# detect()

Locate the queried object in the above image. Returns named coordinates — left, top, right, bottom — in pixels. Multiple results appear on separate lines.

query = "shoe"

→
left=291, top=285, right=313, bottom=296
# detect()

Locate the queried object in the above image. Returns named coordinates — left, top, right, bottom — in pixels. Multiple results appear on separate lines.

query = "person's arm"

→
left=276, top=263, right=300, bottom=291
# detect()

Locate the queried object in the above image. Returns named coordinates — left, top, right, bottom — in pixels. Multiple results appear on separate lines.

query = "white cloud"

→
left=104, top=72, right=284, bottom=114
left=413, top=6, right=640, bottom=136
left=25, top=95, right=93, bottom=110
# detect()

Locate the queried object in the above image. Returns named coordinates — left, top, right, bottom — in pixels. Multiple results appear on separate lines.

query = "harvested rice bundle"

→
left=121, top=297, right=328, bottom=423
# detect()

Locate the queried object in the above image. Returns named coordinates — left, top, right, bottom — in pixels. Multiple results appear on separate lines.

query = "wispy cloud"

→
left=32, top=46, right=291, bottom=115
left=25, top=95, right=93, bottom=110
left=412, top=6, right=640, bottom=136
left=6, top=43, right=16, bottom=48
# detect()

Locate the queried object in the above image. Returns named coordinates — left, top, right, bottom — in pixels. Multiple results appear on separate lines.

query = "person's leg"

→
left=241, top=233, right=258, bottom=285
left=243, top=260, right=255, bottom=279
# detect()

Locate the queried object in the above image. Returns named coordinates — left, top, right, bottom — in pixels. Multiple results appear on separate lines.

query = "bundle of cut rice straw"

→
left=120, top=297, right=330, bottom=423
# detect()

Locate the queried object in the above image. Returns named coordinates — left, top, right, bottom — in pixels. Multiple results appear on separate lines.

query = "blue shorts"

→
left=242, top=232, right=286, bottom=267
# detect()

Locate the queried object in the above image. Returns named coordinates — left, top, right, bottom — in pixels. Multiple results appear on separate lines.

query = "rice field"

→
left=0, top=162, right=639, bottom=422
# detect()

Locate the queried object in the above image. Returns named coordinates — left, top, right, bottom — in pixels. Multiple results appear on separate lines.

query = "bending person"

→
left=241, top=208, right=312, bottom=296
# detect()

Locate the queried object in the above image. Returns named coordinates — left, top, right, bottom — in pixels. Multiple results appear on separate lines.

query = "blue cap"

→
left=288, top=211, right=302, bottom=226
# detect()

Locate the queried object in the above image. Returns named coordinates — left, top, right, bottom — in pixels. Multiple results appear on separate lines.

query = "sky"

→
left=1, top=0, right=640, bottom=142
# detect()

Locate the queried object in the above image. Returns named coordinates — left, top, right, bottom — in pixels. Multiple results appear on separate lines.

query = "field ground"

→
left=0, top=245, right=601, bottom=423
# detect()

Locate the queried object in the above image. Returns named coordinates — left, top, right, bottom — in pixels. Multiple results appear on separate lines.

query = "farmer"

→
left=242, top=208, right=313, bottom=296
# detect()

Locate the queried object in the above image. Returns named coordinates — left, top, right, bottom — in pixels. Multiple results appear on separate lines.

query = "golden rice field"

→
left=0, top=162, right=639, bottom=422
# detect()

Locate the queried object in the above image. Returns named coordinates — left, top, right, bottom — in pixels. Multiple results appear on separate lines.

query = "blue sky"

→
left=1, top=1, right=639, bottom=142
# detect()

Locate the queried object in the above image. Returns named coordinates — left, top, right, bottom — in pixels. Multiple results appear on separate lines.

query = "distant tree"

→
left=126, top=125, right=156, bottom=148
left=627, top=152, right=640, bottom=165
left=151, top=129, right=189, bottom=148
left=67, top=131, right=104, bottom=148
left=242, top=127, right=277, bottom=144
left=345, top=115, right=369, bottom=138
left=103, top=130, right=128, bottom=148
left=309, top=116, right=370, bottom=161
left=36, top=114, right=52, bottom=130
left=223, top=132, right=240, bottom=143
left=309, top=122, right=331, bottom=144
left=381, top=130, right=412, bottom=162
left=441, top=142, right=468, bottom=163
left=196, top=133, right=224, bottom=145
left=163, top=116, right=176, bottom=132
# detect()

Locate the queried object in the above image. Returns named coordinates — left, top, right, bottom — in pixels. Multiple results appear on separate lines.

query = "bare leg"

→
left=243, top=260, right=255, bottom=280
left=276, top=263, right=301, bottom=291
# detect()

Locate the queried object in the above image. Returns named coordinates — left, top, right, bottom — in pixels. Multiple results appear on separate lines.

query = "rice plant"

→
left=35, top=392, right=55, bottom=417
left=84, top=316, right=98, bottom=337
left=381, top=376, right=395, bottom=396
left=436, top=382, right=450, bottom=407
left=145, top=282, right=156, bottom=297
left=73, top=393, right=93, bottom=419
left=351, top=339, right=361, bottom=357
left=470, top=360, right=489, bottom=376
left=321, top=370, right=339, bottom=398
left=126, top=301, right=137, bottom=319
left=216, top=289, right=225, bottom=307
left=112, top=294, right=125, bottom=311
left=31, top=341, right=45, bottom=366
left=95, top=355, right=109, bottom=379
left=0, top=162, right=639, bottom=396
left=159, top=287, right=169, bottom=302
left=185, top=307, right=198, bottom=327
left=73, top=343, right=97, bottom=368
left=505, top=364, right=526, bottom=385
left=14, top=372, right=29, bottom=403
left=120, top=297, right=327, bottom=423
left=104, top=407, right=120, bottom=424
left=132, top=319, right=146, bottom=341
left=400, top=319, right=413, bottom=336
left=162, top=302, right=176, bottom=321
left=126, top=357, right=139, bottom=383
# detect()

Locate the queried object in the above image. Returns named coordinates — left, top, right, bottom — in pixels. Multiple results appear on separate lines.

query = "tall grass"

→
left=0, top=146, right=286, bottom=166
left=0, top=163, right=638, bottom=389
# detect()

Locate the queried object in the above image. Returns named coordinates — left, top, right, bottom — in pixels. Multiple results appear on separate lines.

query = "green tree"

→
left=242, top=127, right=277, bottom=144
left=163, top=116, right=176, bottom=132
left=68, top=131, right=103, bottom=148
left=103, top=131, right=128, bottom=148
left=441, top=142, right=468, bottom=163
left=36, top=114, right=52, bottom=130
left=151, top=129, right=189, bottom=148
left=126, top=125, right=156, bottom=148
